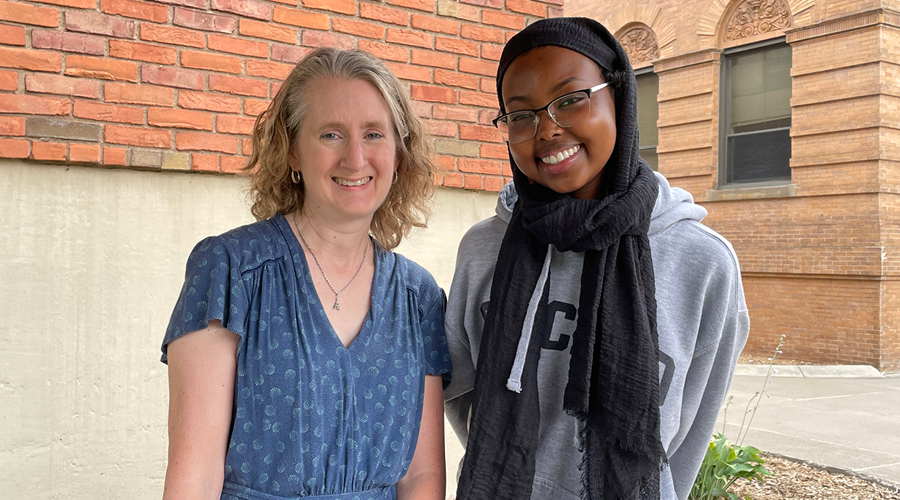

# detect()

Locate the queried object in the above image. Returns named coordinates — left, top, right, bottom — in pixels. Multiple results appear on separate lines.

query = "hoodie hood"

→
left=495, top=172, right=706, bottom=234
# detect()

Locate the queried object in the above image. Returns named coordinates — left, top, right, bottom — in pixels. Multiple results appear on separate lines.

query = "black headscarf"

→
left=456, top=17, right=666, bottom=500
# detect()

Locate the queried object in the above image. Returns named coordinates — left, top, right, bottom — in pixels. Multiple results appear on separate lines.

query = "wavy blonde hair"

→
left=245, top=47, right=436, bottom=251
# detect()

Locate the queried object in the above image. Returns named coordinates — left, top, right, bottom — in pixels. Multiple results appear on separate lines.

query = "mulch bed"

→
left=729, top=454, right=900, bottom=500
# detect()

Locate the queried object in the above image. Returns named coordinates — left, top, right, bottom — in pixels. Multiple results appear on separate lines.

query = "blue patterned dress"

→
left=162, top=213, right=451, bottom=500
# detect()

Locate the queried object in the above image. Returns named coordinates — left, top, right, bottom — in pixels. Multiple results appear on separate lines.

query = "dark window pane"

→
left=636, top=73, right=659, bottom=148
left=727, top=128, right=791, bottom=183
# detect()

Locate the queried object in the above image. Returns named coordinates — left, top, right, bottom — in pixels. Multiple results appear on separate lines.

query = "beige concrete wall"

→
left=0, top=159, right=494, bottom=499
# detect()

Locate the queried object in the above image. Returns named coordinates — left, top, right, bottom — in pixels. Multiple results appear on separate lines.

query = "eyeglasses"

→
left=492, top=82, right=611, bottom=144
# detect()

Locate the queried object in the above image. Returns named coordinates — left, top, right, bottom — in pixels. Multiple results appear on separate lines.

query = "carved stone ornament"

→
left=619, top=26, right=660, bottom=64
left=724, top=0, right=791, bottom=41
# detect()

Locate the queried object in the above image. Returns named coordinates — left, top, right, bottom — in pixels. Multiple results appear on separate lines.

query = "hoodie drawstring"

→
left=506, top=244, right=552, bottom=393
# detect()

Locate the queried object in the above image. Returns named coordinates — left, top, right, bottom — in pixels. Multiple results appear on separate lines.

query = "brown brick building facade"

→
left=570, top=0, right=900, bottom=370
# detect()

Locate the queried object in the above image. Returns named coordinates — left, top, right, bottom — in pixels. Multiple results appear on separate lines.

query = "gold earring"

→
left=392, top=171, right=398, bottom=185
left=291, top=170, right=301, bottom=184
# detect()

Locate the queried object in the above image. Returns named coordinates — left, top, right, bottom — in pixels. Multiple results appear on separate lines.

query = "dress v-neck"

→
left=275, top=212, right=378, bottom=351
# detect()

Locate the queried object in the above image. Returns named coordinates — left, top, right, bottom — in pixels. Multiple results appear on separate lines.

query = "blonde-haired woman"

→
left=161, top=48, right=450, bottom=500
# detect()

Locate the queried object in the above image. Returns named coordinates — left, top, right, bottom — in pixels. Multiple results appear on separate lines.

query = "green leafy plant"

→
left=688, top=335, right=786, bottom=500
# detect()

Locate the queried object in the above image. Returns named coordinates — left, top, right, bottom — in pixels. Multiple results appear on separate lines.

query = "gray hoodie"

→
left=444, top=172, right=750, bottom=500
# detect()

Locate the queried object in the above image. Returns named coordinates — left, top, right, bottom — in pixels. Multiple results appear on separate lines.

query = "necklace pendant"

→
left=333, top=297, right=341, bottom=311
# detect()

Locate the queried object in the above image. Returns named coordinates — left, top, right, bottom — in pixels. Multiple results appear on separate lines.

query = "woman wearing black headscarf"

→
left=443, top=17, right=749, bottom=500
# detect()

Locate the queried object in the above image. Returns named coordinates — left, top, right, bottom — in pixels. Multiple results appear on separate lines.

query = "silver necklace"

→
left=293, top=212, right=369, bottom=311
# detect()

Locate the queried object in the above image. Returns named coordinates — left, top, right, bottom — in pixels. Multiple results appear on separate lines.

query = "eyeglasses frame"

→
left=492, top=82, right=612, bottom=144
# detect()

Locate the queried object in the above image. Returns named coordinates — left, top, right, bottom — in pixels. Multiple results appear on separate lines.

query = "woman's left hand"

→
left=396, top=375, right=446, bottom=500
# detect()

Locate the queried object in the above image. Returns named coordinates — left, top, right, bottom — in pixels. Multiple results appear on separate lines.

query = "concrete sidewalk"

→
left=717, top=365, right=900, bottom=487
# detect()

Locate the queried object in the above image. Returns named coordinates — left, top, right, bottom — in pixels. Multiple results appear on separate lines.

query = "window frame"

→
left=718, top=37, right=792, bottom=188
left=634, top=66, right=659, bottom=171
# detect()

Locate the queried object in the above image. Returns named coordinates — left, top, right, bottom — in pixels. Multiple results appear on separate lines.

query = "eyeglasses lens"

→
left=498, top=91, right=591, bottom=144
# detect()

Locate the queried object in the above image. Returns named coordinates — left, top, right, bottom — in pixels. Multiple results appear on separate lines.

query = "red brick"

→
left=0, top=116, right=25, bottom=135
left=173, top=7, right=236, bottom=33
left=100, top=0, right=168, bottom=22
left=179, top=89, right=242, bottom=113
left=0, top=94, right=70, bottom=115
left=333, top=18, right=385, bottom=39
left=192, top=153, right=218, bottom=171
left=484, top=176, right=503, bottom=192
left=302, top=30, right=356, bottom=50
left=459, top=56, right=496, bottom=76
left=220, top=155, right=246, bottom=173
left=481, top=10, right=524, bottom=30
left=410, top=99, right=431, bottom=118
left=270, top=81, right=281, bottom=95
left=411, top=49, right=456, bottom=69
left=240, top=137, right=252, bottom=155
left=31, top=141, right=67, bottom=161
left=442, top=172, right=463, bottom=187
left=477, top=109, right=495, bottom=125
left=506, top=0, right=545, bottom=17
left=301, top=0, right=355, bottom=15
left=459, top=90, right=495, bottom=107
left=148, top=107, right=214, bottom=130
left=460, top=0, right=502, bottom=7
left=25, top=74, right=100, bottom=98
left=461, top=24, right=504, bottom=43
left=0, top=46, right=61, bottom=72
left=433, top=104, right=476, bottom=122
left=39, top=0, right=95, bottom=8
left=109, top=40, right=177, bottom=65
left=435, top=36, right=478, bottom=56
left=105, top=82, right=173, bottom=106
left=481, top=43, right=502, bottom=61
left=386, top=28, right=432, bottom=48
left=209, top=74, right=268, bottom=97
left=463, top=174, right=483, bottom=190
left=358, top=40, right=408, bottom=62
left=272, top=44, right=310, bottom=63
left=439, top=1, right=479, bottom=21
left=0, top=1, right=58, bottom=27
left=386, top=62, right=431, bottom=82
left=65, top=10, right=135, bottom=38
left=106, top=125, right=171, bottom=147
left=481, top=142, right=508, bottom=159
left=360, top=3, right=408, bottom=26
left=141, top=24, right=205, bottom=48
left=69, top=143, right=101, bottom=162
left=182, top=50, right=243, bottom=74
left=74, top=100, right=144, bottom=124
left=210, top=0, right=271, bottom=20
left=422, top=119, right=457, bottom=137
left=0, top=138, right=29, bottom=157
left=208, top=34, right=269, bottom=57
left=0, top=23, right=24, bottom=45
left=460, top=123, right=501, bottom=142
left=240, top=18, right=295, bottom=43
left=434, top=69, right=478, bottom=89
left=243, top=99, right=268, bottom=117
left=411, top=15, right=457, bottom=35
left=32, top=30, right=105, bottom=55
left=435, top=154, right=455, bottom=170
left=217, top=114, right=256, bottom=135
left=0, top=69, right=15, bottom=90
left=65, top=54, right=137, bottom=82
left=142, top=65, right=205, bottom=90
left=548, top=5, right=563, bottom=17
left=103, top=146, right=127, bottom=165
left=272, top=6, right=328, bottom=30
left=154, top=0, right=206, bottom=7
left=176, top=131, right=239, bottom=153
left=386, top=0, right=434, bottom=12
left=246, top=59, right=293, bottom=79
left=411, top=85, right=456, bottom=104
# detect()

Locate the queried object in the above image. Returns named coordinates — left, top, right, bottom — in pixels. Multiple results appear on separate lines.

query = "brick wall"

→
left=0, top=0, right=562, bottom=190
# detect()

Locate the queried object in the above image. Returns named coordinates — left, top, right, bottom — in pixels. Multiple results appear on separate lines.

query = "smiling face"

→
left=501, top=46, right=617, bottom=199
left=289, top=77, right=399, bottom=223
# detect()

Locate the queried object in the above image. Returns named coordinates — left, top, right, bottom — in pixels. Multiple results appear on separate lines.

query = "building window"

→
left=720, top=41, right=792, bottom=185
left=636, top=70, right=659, bottom=171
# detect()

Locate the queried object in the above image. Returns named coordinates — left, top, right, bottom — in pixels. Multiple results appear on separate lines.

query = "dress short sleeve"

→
left=161, top=236, right=249, bottom=363
left=418, top=284, right=452, bottom=377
